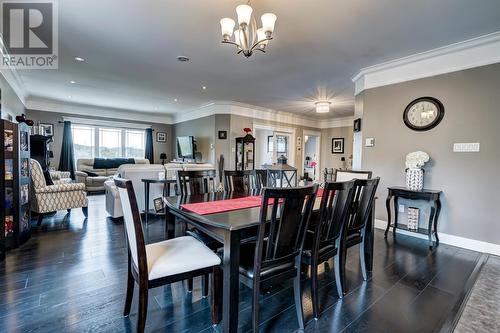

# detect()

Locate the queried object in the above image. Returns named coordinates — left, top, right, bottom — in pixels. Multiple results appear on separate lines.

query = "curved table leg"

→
left=385, top=194, right=392, bottom=238
left=393, top=196, right=399, bottom=238
left=428, top=204, right=436, bottom=249
left=434, top=198, right=441, bottom=244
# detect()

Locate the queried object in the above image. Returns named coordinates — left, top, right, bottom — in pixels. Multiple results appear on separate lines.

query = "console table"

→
left=384, top=186, right=442, bottom=249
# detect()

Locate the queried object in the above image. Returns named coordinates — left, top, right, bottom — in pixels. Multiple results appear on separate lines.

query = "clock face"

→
left=403, top=97, right=444, bottom=131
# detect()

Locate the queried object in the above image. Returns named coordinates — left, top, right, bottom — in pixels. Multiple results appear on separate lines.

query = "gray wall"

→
left=26, top=109, right=173, bottom=167
left=361, top=63, right=500, bottom=245
left=0, top=75, right=25, bottom=120
left=172, top=115, right=216, bottom=165
left=320, top=126, right=354, bottom=171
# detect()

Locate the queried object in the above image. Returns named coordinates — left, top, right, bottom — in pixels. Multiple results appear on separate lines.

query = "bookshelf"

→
left=1, top=120, right=31, bottom=261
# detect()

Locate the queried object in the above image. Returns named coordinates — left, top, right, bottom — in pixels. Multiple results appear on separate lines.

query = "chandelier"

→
left=219, top=1, right=277, bottom=58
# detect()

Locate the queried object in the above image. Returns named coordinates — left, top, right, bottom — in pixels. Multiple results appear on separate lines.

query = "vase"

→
left=406, top=168, right=424, bottom=191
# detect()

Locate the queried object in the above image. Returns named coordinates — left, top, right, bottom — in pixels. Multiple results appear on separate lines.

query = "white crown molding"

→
left=174, top=101, right=353, bottom=129
left=352, top=31, right=500, bottom=95
left=0, top=41, right=28, bottom=105
left=27, top=97, right=173, bottom=124
left=375, top=219, right=500, bottom=256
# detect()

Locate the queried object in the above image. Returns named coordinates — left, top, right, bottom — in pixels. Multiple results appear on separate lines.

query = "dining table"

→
left=164, top=190, right=375, bottom=333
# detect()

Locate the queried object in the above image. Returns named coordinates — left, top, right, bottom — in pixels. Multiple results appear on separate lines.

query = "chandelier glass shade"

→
left=220, top=3, right=277, bottom=58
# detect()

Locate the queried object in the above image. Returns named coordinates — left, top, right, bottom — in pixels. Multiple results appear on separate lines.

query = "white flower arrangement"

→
left=405, top=151, right=430, bottom=169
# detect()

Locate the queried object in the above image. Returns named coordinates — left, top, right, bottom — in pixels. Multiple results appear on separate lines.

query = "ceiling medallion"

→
left=219, top=1, right=277, bottom=58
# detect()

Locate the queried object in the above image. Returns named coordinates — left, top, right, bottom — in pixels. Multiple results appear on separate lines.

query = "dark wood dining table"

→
left=164, top=191, right=375, bottom=333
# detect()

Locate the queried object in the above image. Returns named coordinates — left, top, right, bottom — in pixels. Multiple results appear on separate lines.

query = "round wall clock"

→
left=403, top=97, right=444, bottom=131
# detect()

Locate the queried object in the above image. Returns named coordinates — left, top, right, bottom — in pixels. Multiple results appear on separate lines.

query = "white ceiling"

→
left=17, top=0, right=500, bottom=119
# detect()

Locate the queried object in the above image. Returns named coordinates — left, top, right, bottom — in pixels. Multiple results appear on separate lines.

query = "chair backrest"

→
left=324, top=168, right=334, bottom=182
left=255, top=169, right=268, bottom=190
left=334, top=169, right=372, bottom=182
left=114, top=178, right=148, bottom=276
left=177, top=169, right=216, bottom=195
left=314, top=180, right=356, bottom=248
left=223, top=170, right=257, bottom=192
left=254, top=185, right=318, bottom=277
left=29, top=159, right=46, bottom=189
left=348, top=177, right=380, bottom=231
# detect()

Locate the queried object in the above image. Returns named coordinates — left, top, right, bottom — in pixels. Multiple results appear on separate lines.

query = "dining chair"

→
left=324, top=168, right=335, bottom=182
left=301, top=180, right=356, bottom=318
left=255, top=169, right=268, bottom=190
left=345, top=177, right=380, bottom=279
left=114, top=178, right=221, bottom=333
left=238, top=185, right=318, bottom=332
left=223, top=170, right=257, bottom=192
left=177, top=169, right=220, bottom=295
left=176, top=169, right=216, bottom=195
left=334, top=169, right=372, bottom=182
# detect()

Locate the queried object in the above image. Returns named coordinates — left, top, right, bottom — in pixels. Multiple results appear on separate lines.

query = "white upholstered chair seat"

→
left=146, top=236, right=221, bottom=281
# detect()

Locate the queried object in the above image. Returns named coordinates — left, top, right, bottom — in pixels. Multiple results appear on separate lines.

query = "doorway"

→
left=302, top=130, right=321, bottom=181
left=253, top=125, right=296, bottom=168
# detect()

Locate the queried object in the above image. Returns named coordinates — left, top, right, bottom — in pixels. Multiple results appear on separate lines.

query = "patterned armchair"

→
left=30, top=159, right=88, bottom=225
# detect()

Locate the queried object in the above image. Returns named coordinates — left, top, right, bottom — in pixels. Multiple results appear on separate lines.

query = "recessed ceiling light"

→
left=202, top=86, right=207, bottom=90
left=67, top=95, right=72, bottom=99
left=69, top=80, right=76, bottom=84
left=174, top=98, right=178, bottom=102
left=74, top=57, right=85, bottom=62
left=176, top=55, right=190, bottom=62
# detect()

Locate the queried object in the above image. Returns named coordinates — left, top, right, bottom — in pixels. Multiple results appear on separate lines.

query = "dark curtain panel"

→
left=145, top=128, right=154, bottom=163
left=59, top=121, right=76, bottom=180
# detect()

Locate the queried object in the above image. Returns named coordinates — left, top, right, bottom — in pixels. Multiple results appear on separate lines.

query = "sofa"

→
left=104, top=162, right=214, bottom=218
left=75, top=158, right=150, bottom=192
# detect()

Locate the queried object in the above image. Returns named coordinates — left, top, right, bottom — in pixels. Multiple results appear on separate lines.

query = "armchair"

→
left=30, top=159, right=88, bottom=225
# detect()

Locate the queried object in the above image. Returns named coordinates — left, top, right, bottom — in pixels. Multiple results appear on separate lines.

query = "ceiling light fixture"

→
left=74, top=57, right=85, bottom=62
left=202, top=86, right=207, bottom=90
left=315, top=101, right=331, bottom=113
left=67, top=95, right=72, bottom=99
left=176, top=56, right=190, bottom=62
left=174, top=98, right=178, bottom=102
left=69, top=80, right=76, bottom=84
left=220, top=1, right=277, bottom=58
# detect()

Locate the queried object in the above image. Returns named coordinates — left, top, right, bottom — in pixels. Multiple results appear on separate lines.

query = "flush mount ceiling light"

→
left=74, top=57, right=85, bottom=62
left=176, top=55, right=190, bottom=62
left=220, top=1, right=277, bottom=58
left=315, top=101, right=331, bottom=113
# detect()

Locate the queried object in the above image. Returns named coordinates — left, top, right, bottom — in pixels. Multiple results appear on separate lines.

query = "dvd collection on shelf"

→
left=1, top=120, right=31, bottom=261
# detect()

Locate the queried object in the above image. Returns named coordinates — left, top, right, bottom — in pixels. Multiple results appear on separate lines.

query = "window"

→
left=125, top=130, right=145, bottom=158
left=72, top=125, right=95, bottom=161
left=99, top=128, right=122, bottom=158
left=71, top=124, right=146, bottom=160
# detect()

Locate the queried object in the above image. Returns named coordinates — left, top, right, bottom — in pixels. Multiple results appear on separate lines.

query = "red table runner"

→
left=181, top=196, right=264, bottom=215
left=180, top=188, right=324, bottom=216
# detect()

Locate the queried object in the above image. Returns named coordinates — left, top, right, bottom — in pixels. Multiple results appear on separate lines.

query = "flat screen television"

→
left=176, top=136, right=195, bottom=159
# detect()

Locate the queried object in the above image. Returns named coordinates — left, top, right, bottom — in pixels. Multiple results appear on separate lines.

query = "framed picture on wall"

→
left=218, top=130, right=227, bottom=140
left=267, top=136, right=273, bottom=152
left=332, top=138, right=344, bottom=154
left=156, top=132, right=167, bottom=142
left=40, top=123, right=54, bottom=136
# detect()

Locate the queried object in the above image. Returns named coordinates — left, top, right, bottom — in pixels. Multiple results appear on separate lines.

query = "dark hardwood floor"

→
left=0, top=195, right=482, bottom=333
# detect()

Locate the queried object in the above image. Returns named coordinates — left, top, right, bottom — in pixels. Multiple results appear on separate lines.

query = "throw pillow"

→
left=43, top=170, right=54, bottom=186
left=82, top=170, right=99, bottom=177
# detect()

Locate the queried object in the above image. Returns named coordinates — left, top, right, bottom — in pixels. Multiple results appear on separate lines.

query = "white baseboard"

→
left=375, top=219, right=500, bottom=256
